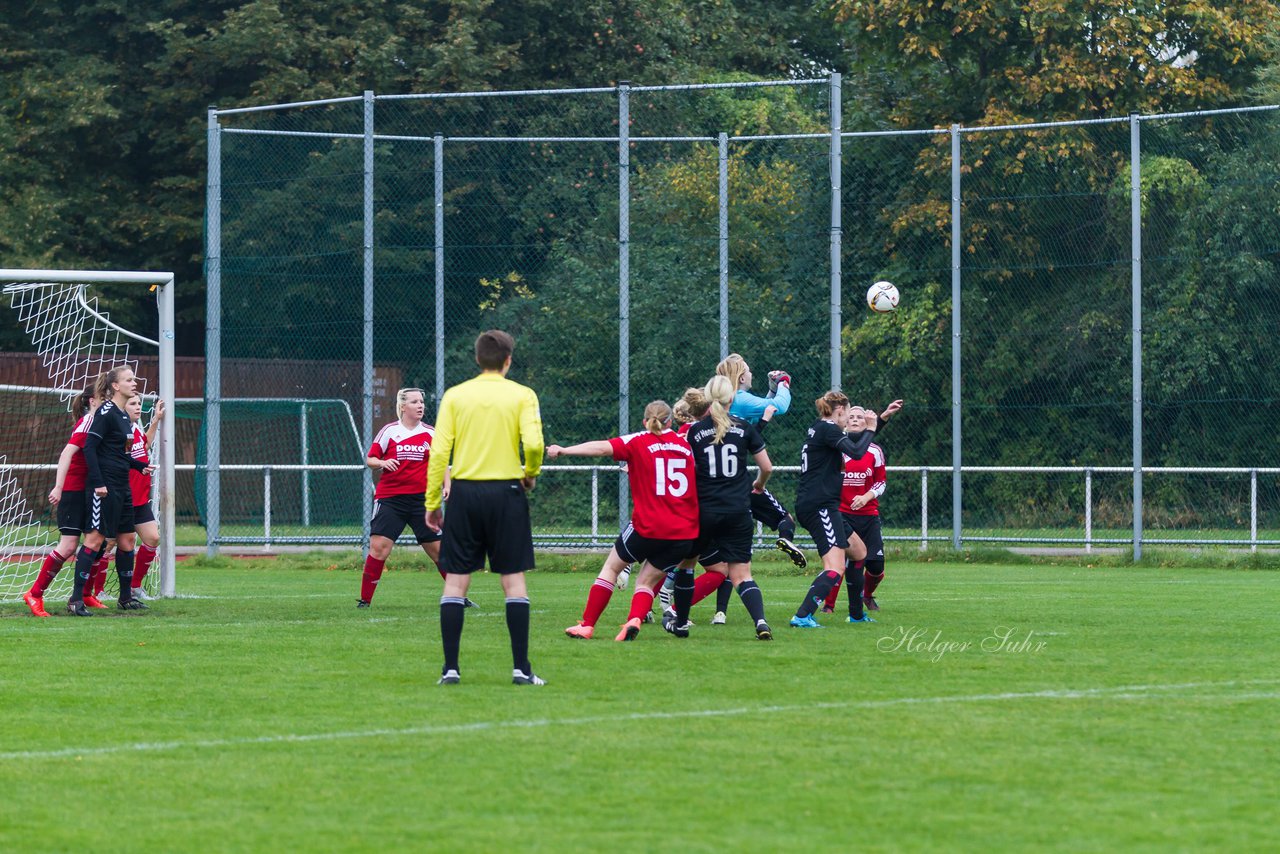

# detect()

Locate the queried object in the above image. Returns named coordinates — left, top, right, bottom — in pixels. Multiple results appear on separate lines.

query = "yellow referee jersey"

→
left=425, top=372, right=544, bottom=510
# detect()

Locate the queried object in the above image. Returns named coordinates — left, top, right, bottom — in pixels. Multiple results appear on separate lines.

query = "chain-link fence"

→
left=203, top=78, right=1280, bottom=554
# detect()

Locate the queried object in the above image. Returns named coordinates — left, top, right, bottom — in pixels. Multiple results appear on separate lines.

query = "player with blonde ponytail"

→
left=549, top=400, right=699, bottom=642
left=359, top=387, right=459, bottom=608
left=714, top=354, right=806, bottom=575
left=662, top=376, right=775, bottom=640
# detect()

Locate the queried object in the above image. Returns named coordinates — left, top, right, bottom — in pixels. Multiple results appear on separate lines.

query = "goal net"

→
left=0, top=270, right=176, bottom=602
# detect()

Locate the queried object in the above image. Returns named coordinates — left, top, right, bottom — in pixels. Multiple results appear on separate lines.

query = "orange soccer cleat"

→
left=23, top=592, right=50, bottom=618
left=564, top=623, right=594, bottom=640
left=82, top=595, right=108, bottom=609
left=614, top=617, right=642, bottom=642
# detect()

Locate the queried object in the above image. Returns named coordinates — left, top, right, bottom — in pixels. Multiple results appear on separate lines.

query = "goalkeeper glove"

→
left=768, top=370, right=791, bottom=393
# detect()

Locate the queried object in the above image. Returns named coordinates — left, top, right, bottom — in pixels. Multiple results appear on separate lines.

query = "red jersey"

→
left=64, top=416, right=91, bottom=492
left=129, top=424, right=151, bottom=506
left=609, top=429, right=699, bottom=539
left=841, top=442, right=886, bottom=516
left=368, top=421, right=434, bottom=499
left=676, top=422, right=692, bottom=438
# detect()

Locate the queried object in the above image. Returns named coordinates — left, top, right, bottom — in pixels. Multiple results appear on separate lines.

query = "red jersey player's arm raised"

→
left=545, top=440, right=614, bottom=460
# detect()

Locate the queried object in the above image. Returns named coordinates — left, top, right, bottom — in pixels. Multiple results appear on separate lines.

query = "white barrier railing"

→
left=8, top=462, right=1278, bottom=551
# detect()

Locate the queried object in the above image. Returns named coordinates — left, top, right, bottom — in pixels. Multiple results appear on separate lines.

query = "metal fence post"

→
left=618, top=81, right=631, bottom=527
left=1085, top=468, right=1093, bottom=552
left=435, top=133, right=445, bottom=408
left=362, top=91, right=375, bottom=554
left=1130, top=114, right=1143, bottom=561
left=263, top=467, right=272, bottom=549
left=951, top=124, right=963, bottom=551
left=829, top=72, right=843, bottom=390
left=205, top=108, right=222, bottom=557
left=301, top=403, right=310, bottom=526
left=920, top=468, right=928, bottom=551
left=1251, top=469, right=1258, bottom=552
left=719, top=131, right=730, bottom=360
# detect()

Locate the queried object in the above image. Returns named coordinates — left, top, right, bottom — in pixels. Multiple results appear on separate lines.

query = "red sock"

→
left=580, top=578, right=615, bottom=627
left=32, top=549, right=70, bottom=596
left=824, top=574, right=843, bottom=610
left=132, top=543, right=157, bottom=588
left=691, top=570, right=727, bottom=606
left=649, top=575, right=664, bottom=593
left=361, top=556, right=386, bottom=602
left=92, top=554, right=111, bottom=597
left=626, top=588, right=655, bottom=622
left=864, top=571, right=884, bottom=598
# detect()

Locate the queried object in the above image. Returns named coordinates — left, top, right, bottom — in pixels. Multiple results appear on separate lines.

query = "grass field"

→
left=2, top=553, right=1276, bottom=852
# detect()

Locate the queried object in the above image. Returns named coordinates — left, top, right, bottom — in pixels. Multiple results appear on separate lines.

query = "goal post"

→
left=0, top=269, right=177, bottom=599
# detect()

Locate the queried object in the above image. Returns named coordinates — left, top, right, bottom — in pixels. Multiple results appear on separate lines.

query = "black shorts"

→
left=843, top=513, right=884, bottom=559
left=438, top=480, right=534, bottom=575
left=57, top=490, right=89, bottom=535
left=796, top=503, right=847, bottom=555
left=749, top=488, right=790, bottom=530
left=695, top=510, right=754, bottom=565
left=370, top=493, right=442, bottom=544
left=133, top=501, right=156, bottom=526
left=85, top=485, right=134, bottom=538
left=614, top=523, right=697, bottom=573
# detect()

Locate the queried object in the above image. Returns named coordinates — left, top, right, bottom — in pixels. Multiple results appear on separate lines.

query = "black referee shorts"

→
left=370, top=493, right=442, bottom=544
left=85, top=484, right=135, bottom=539
left=439, top=480, right=534, bottom=575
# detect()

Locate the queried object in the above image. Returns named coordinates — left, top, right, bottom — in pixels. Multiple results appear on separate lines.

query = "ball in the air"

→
left=867, top=281, right=900, bottom=313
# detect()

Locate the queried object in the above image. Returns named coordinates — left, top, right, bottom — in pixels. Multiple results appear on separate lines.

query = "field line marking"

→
left=2, top=678, right=1276, bottom=762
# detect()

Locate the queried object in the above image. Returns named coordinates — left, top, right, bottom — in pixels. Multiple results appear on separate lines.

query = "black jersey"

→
left=83, top=399, right=140, bottom=488
left=686, top=414, right=766, bottom=514
left=795, top=418, right=875, bottom=513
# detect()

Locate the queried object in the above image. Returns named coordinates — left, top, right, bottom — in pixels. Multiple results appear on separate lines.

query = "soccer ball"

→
left=866, top=281, right=900, bottom=313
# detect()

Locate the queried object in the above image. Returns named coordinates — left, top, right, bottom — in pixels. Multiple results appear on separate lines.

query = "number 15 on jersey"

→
left=655, top=458, right=689, bottom=496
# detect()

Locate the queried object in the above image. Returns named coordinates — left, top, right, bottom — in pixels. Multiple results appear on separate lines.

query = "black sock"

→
left=673, top=568, right=695, bottom=624
left=440, top=597, right=466, bottom=673
left=715, top=578, right=733, bottom=612
left=736, top=579, right=767, bottom=624
left=71, top=546, right=98, bottom=602
left=796, top=570, right=840, bottom=618
left=847, top=563, right=865, bottom=619
left=115, top=549, right=135, bottom=599
left=778, top=517, right=797, bottom=540
left=505, top=597, right=531, bottom=673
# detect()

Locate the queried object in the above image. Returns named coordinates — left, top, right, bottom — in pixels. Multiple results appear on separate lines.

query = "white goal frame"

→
left=0, top=269, right=177, bottom=597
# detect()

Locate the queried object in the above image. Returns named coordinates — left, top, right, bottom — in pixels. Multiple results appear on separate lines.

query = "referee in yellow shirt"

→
left=426, top=330, right=545, bottom=686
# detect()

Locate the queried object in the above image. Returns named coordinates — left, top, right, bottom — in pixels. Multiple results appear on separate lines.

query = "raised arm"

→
left=144, top=398, right=166, bottom=447
left=731, top=388, right=788, bottom=423
left=546, top=440, right=614, bottom=459
left=834, top=411, right=879, bottom=460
